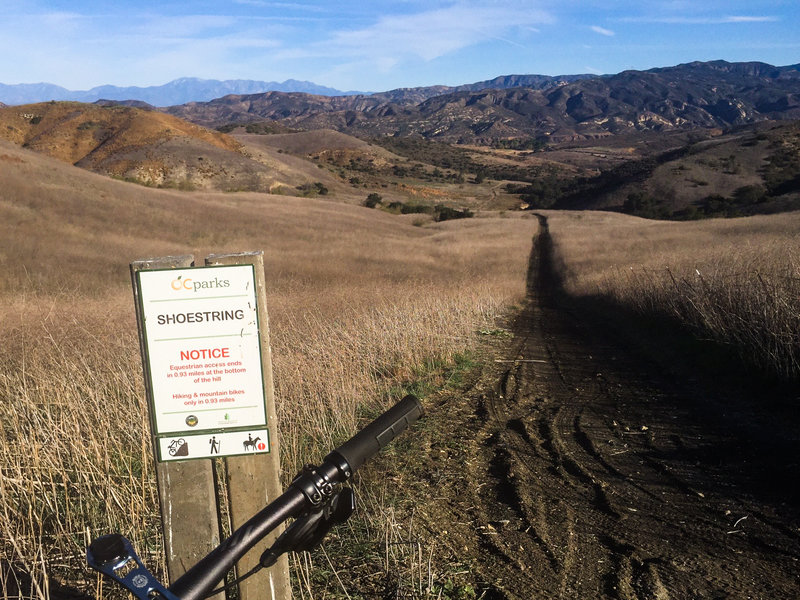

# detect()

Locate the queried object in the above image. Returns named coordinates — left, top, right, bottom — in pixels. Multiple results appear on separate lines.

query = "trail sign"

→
left=131, top=252, right=290, bottom=600
left=136, top=264, right=269, bottom=460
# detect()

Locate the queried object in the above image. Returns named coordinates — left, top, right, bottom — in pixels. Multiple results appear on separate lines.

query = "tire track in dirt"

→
left=419, top=215, right=800, bottom=599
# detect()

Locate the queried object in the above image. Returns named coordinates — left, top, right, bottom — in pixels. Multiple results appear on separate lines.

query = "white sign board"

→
left=137, top=264, right=269, bottom=460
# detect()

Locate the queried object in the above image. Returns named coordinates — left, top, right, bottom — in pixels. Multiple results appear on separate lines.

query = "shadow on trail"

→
left=525, top=213, right=562, bottom=303
left=524, top=213, right=800, bottom=515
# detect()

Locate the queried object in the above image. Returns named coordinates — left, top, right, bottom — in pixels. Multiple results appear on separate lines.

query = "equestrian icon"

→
left=243, top=433, right=261, bottom=451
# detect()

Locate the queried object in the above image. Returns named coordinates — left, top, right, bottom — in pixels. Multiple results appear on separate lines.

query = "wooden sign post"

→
left=205, top=251, right=290, bottom=600
left=131, top=252, right=290, bottom=600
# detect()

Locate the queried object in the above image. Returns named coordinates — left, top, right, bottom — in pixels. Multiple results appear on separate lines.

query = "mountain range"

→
left=0, top=77, right=365, bottom=106
left=162, top=61, right=800, bottom=143
left=0, top=73, right=602, bottom=107
left=3, top=62, right=799, bottom=144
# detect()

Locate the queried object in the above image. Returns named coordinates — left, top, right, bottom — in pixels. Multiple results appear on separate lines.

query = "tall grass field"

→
left=545, top=210, right=800, bottom=381
left=0, top=142, right=536, bottom=598
left=3, top=141, right=799, bottom=598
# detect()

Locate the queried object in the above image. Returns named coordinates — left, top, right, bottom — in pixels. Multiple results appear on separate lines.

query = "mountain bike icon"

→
left=168, top=438, right=188, bottom=457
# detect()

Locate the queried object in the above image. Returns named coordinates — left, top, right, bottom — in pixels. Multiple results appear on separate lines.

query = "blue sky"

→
left=1, top=1, right=798, bottom=92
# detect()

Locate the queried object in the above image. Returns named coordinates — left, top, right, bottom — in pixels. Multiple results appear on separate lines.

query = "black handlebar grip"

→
left=326, top=395, right=423, bottom=475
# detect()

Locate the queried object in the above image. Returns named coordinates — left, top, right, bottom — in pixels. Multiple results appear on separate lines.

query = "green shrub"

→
left=732, top=185, right=767, bottom=205
left=623, top=191, right=670, bottom=219
left=386, top=201, right=404, bottom=212
left=434, top=205, right=473, bottom=222
left=364, top=193, right=383, bottom=208
left=297, top=182, right=329, bottom=197
left=400, top=203, right=435, bottom=215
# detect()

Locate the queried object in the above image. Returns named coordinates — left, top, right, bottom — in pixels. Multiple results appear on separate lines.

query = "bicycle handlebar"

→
left=88, top=395, right=423, bottom=600
left=325, top=393, right=423, bottom=474
left=171, top=394, right=422, bottom=600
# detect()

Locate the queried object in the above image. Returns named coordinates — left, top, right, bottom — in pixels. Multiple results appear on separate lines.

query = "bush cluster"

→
left=296, top=181, right=329, bottom=196
left=363, top=194, right=473, bottom=222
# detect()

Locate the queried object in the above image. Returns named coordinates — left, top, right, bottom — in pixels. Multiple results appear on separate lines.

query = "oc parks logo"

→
left=170, top=275, right=194, bottom=291
left=170, top=274, right=231, bottom=293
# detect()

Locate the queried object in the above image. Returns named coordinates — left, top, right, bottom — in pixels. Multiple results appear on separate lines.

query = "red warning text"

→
left=180, top=347, right=230, bottom=360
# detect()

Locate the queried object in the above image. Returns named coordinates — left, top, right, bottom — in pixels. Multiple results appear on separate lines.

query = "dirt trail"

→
left=418, top=216, right=800, bottom=599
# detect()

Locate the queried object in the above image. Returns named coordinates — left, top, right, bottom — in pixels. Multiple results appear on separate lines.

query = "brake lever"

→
left=260, top=487, right=356, bottom=568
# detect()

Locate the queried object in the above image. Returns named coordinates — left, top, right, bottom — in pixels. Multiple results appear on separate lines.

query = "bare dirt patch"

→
left=408, top=216, right=800, bottom=599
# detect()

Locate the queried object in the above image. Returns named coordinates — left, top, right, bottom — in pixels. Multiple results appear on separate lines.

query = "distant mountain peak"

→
left=0, top=78, right=366, bottom=107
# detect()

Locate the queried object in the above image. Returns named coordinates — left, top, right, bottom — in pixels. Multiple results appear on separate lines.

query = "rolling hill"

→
left=0, top=135, right=531, bottom=301
left=549, top=120, right=800, bottom=218
left=3, top=61, right=800, bottom=221
left=0, top=102, right=342, bottom=194
left=0, top=101, right=523, bottom=211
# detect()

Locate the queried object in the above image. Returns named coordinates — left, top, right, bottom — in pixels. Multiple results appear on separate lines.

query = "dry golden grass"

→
left=0, top=142, right=535, bottom=597
left=4, top=136, right=798, bottom=598
left=544, top=209, right=800, bottom=380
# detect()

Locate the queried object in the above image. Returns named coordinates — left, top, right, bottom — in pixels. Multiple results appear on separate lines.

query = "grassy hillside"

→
left=232, top=126, right=528, bottom=211
left=0, top=140, right=536, bottom=597
left=231, top=130, right=380, bottom=202
left=0, top=102, right=518, bottom=210
left=0, top=102, right=338, bottom=193
left=551, top=120, right=800, bottom=218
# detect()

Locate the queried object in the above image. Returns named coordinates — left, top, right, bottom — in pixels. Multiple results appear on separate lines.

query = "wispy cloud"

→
left=319, top=4, right=553, bottom=62
left=618, top=15, right=779, bottom=25
left=0, top=8, right=286, bottom=87
left=265, top=1, right=555, bottom=87
left=723, top=15, right=778, bottom=23
left=131, top=15, right=239, bottom=40
left=590, top=25, right=615, bottom=37
left=0, top=1, right=794, bottom=92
